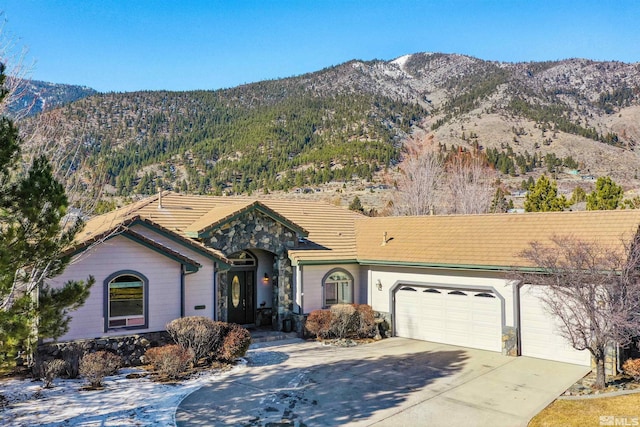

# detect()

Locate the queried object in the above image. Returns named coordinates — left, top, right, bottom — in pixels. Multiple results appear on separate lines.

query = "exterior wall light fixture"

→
left=376, top=279, right=383, bottom=291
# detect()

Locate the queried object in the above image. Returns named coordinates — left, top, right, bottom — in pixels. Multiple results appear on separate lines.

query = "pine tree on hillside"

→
left=586, top=176, right=623, bottom=210
left=524, top=175, right=567, bottom=212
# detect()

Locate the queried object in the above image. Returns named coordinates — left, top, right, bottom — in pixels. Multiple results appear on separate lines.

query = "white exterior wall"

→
left=367, top=266, right=516, bottom=327
left=131, top=225, right=215, bottom=319
left=47, top=235, right=183, bottom=341
left=299, top=264, right=362, bottom=313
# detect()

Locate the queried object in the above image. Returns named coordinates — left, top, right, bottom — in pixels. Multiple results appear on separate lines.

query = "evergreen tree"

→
left=349, top=196, right=364, bottom=213
left=524, top=175, right=567, bottom=212
left=569, top=186, right=587, bottom=205
left=0, top=63, right=93, bottom=365
left=586, top=176, right=623, bottom=210
left=490, top=187, right=509, bottom=213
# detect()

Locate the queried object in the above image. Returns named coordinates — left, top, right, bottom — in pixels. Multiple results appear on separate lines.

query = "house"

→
left=48, top=191, right=640, bottom=368
left=50, top=192, right=363, bottom=341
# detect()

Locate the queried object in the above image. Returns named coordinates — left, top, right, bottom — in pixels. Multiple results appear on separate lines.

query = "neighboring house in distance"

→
left=48, top=191, right=640, bottom=369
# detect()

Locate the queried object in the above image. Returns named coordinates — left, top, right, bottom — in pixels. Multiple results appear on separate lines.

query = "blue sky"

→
left=2, top=1, right=639, bottom=92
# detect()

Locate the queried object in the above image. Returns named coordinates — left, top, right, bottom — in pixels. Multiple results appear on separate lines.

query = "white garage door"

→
left=520, top=285, right=591, bottom=366
left=395, top=286, right=502, bottom=352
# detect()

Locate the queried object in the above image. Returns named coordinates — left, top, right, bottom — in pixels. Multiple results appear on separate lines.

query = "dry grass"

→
left=529, top=394, right=640, bottom=427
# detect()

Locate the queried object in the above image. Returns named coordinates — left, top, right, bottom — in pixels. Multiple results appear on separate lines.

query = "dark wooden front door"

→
left=228, top=271, right=255, bottom=325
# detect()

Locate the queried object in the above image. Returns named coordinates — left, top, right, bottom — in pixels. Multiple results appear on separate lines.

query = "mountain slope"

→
left=10, top=80, right=98, bottom=116
left=19, top=53, right=640, bottom=203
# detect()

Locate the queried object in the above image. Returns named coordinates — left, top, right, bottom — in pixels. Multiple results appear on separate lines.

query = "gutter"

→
left=356, top=259, right=554, bottom=273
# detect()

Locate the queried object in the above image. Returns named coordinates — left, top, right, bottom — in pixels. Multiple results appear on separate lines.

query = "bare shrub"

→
left=305, top=310, right=333, bottom=339
left=166, top=316, right=226, bottom=364
left=42, top=359, right=66, bottom=389
left=219, top=324, right=251, bottom=361
left=306, top=304, right=378, bottom=339
left=330, top=304, right=357, bottom=338
left=61, top=342, right=87, bottom=379
left=353, top=304, right=377, bottom=338
left=623, top=358, right=640, bottom=381
left=79, top=351, right=121, bottom=388
left=144, top=345, right=193, bottom=379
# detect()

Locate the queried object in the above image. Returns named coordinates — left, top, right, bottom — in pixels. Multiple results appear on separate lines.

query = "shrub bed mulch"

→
left=317, top=337, right=380, bottom=347
left=561, top=371, right=640, bottom=398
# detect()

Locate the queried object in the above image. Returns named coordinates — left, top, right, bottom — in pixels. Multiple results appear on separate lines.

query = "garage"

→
left=394, top=285, right=503, bottom=352
left=519, top=285, right=591, bottom=366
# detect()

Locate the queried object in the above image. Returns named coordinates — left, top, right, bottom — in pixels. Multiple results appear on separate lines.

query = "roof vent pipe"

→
left=158, top=187, right=163, bottom=209
left=382, top=231, right=387, bottom=246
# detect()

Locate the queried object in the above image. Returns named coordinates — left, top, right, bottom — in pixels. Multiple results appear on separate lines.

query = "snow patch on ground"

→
left=391, top=54, right=412, bottom=71
left=0, top=363, right=244, bottom=426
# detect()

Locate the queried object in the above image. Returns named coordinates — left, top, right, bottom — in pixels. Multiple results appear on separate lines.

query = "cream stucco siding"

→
left=130, top=224, right=215, bottom=319
left=48, top=235, right=183, bottom=341
left=367, top=266, right=515, bottom=328
left=300, top=264, right=362, bottom=313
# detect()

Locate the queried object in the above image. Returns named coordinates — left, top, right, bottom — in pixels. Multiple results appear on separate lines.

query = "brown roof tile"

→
left=75, top=192, right=362, bottom=265
left=355, top=210, right=640, bottom=269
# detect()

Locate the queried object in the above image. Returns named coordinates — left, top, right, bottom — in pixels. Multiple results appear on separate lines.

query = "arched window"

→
left=228, top=250, right=256, bottom=267
left=323, top=269, right=354, bottom=306
left=105, top=271, right=148, bottom=330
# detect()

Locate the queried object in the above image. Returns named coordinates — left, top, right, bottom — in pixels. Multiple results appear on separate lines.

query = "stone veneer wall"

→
left=206, top=210, right=297, bottom=331
left=37, top=332, right=173, bottom=367
left=374, top=311, right=392, bottom=338
left=501, top=326, right=518, bottom=357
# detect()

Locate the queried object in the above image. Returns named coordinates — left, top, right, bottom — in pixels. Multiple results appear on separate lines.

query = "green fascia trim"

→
left=294, top=259, right=359, bottom=267
left=120, top=232, right=200, bottom=272
left=358, top=259, right=558, bottom=274
left=357, top=259, right=524, bottom=272
left=133, top=219, right=231, bottom=269
left=192, top=203, right=309, bottom=239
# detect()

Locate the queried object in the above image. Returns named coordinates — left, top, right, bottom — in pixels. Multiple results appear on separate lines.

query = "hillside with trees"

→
left=9, top=80, right=97, bottom=117
left=16, top=53, right=640, bottom=210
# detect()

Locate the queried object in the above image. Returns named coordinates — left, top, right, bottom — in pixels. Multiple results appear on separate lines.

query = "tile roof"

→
left=355, top=210, right=640, bottom=269
left=74, top=192, right=362, bottom=265
left=184, top=201, right=309, bottom=238
left=75, top=192, right=640, bottom=270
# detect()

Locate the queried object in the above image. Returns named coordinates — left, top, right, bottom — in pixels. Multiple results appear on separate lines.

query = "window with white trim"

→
left=323, top=270, right=353, bottom=306
left=107, top=274, right=145, bottom=328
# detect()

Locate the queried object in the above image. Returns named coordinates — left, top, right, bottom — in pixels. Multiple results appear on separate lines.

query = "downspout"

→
left=368, top=267, right=372, bottom=306
left=514, top=281, right=522, bottom=356
left=617, top=343, right=622, bottom=375
left=181, top=266, right=198, bottom=318
left=213, top=262, right=217, bottom=321
left=180, top=264, right=186, bottom=318
left=299, top=265, right=304, bottom=314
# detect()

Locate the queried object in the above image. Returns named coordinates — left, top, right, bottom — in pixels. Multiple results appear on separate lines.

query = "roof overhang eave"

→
left=355, top=259, right=545, bottom=272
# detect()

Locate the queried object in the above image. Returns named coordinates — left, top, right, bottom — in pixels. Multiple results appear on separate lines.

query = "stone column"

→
left=275, top=253, right=294, bottom=331
left=217, top=271, right=228, bottom=322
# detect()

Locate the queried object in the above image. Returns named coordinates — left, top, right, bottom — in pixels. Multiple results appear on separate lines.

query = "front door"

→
left=228, top=271, right=255, bottom=325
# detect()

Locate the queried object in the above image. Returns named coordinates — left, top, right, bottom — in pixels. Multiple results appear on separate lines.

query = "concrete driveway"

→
left=176, top=337, right=589, bottom=427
